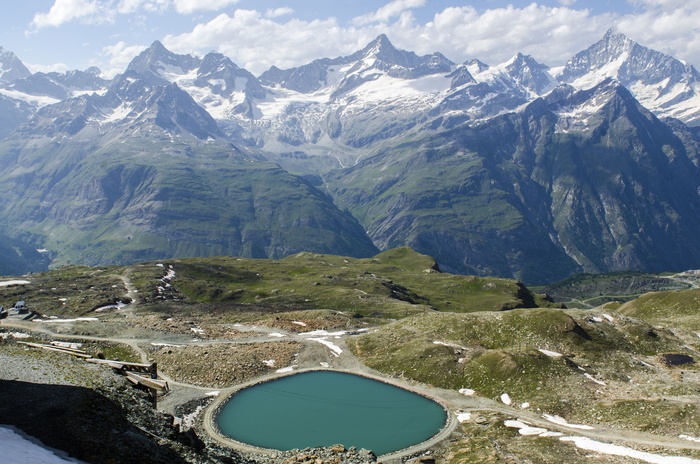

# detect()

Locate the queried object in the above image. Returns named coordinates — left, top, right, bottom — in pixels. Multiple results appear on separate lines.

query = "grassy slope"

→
left=0, top=265, right=127, bottom=315
left=618, top=287, right=700, bottom=334
left=349, top=307, right=700, bottom=433
left=148, top=247, right=548, bottom=320
left=0, top=247, right=548, bottom=321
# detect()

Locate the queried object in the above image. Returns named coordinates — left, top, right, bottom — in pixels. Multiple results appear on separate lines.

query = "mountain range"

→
left=1, top=29, right=700, bottom=284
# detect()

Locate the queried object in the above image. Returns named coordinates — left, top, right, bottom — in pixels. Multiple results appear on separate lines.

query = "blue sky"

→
left=2, top=1, right=696, bottom=77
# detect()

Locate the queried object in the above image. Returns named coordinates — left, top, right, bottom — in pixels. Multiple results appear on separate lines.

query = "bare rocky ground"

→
left=148, top=341, right=303, bottom=388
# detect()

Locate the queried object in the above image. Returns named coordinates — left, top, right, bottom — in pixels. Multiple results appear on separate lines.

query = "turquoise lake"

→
left=216, top=371, right=447, bottom=455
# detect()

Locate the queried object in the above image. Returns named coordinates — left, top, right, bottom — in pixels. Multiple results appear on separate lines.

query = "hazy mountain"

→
left=0, top=46, right=31, bottom=84
left=0, top=233, right=48, bottom=276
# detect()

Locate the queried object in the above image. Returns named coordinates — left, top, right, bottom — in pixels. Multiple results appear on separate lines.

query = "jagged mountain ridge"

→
left=125, top=35, right=554, bottom=173
left=327, top=79, right=700, bottom=283
left=556, top=29, right=700, bottom=125
left=0, top=46, right=31, bottom=84
left=1, top=32, right=700, bottom=282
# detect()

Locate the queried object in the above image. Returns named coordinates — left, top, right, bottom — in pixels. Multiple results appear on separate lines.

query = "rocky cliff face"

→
left=327, top=80, right=700, bottom=283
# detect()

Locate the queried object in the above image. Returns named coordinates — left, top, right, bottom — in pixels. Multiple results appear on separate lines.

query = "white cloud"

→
left=30, top=0, right=240, bottom=31
left=163, top=10, right=368, bottom=75
left=172, top=0, right=240, bottom=14
left=37, top=0, right=700, bottom=79
left=352, top=0, right=426, bottom=26
left=25, top=62, right=70, bottom=74
left=101, top=41, right=147, bottom=77
left=407, top=4, right=614, bottom=65
left=31, top=0, right=114, bottom=30
left=618, top=0, right=700, bottom=66
left=266, top=7, right=294, bottom=19
left=162, top=4, right=617, bottom=76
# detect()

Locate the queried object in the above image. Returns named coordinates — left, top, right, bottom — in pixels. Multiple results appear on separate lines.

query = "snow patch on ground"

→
left=182, top=405, right=204, bottom=428
left=302, top=329, right=348, bottom=337
left=560, top=436, right=700, bottom=463
left=505, top=419, right=563, bottom=437
left=543, top=414, right=594, bottom=430
left=0, top=425, right=86, bottom=463
left=584, top=373, right=606, bottom=385
left=500, top=393, right=512, bottom=405
left=308, top=337, right=343, bottom=357
left=458, top=388, right=475, bottom=396
left=101, top=103, right=133, bottom=123
left=292, top=321, right=307, bottom=326
left=434, top=340, right=467, bottom=350
left=0, top=89, right=60, bottom=107
left=94, top=302, right=127, bottom=312
left=51, top=341, right=83, bottom=350
left=205, top=391, right=220, bottom=397
left=276, top=366, right=296, bottom=373
left=36, top=318, right=99, bottom=323
left=0, top=280, right=30, bottom=287
left=455, top=412, right=471, bottom=423
left=268, top=333, right=286, bottom=338
left=538, top=349, right=563, bottom=357
left=262, top=359, right=276, bottom=367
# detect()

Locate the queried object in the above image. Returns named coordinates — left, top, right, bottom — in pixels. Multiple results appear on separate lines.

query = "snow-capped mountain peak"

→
left=126, top=40, right=202, bottom=85
left=503, top=52, right=558, bottom=96
left=559, top=29, right=700, bottom=125
left=0, top=46, right=31, bottom=85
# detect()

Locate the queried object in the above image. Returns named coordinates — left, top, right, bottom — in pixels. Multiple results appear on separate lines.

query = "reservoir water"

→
left=216, top=371, right=447, bottom=455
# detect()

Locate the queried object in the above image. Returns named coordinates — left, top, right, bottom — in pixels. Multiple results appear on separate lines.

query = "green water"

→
left=216, top=371, right=446, bottom=455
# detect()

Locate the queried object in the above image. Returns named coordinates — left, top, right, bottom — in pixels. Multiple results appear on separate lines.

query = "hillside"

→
left=2, top=250, right=700, bottom=463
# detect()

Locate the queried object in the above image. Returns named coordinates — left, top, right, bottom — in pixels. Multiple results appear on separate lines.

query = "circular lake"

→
left=216, top=370, right=447, bottom=455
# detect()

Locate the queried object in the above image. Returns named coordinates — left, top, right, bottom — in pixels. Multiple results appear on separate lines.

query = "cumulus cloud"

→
left=618, top=0, right=700, bottom=65
left=162, top=3, right=617, bottom=75
left=172, top=0, right=240, bottom=14
left=163, top=10, right=364, bottom=75
left=33, top=0, right=700, bottom=77
left=266, top=7, right=294, bottom=19
left=101, top=41, right=147, bottom=77
left=25, top=62, right=70, bottom=74
left=409, top=4, right=613, bottom=65
left=352, top=0, right=426, bottom=26
left=31, top=0, right=113, bottom=30
left=117, top=0, right=170, bottom=14
left=30, top=0, right=240, bottom=31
